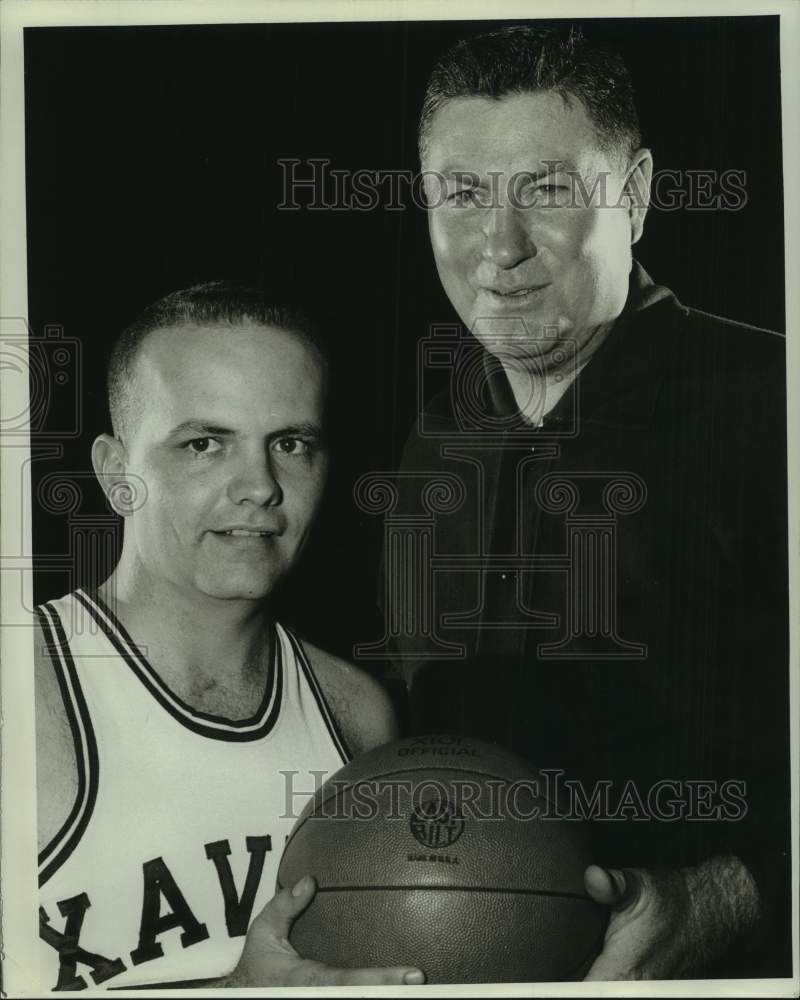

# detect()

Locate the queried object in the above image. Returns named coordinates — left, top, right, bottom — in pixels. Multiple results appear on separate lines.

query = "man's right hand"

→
left=225, top=875, right=426, bottom=987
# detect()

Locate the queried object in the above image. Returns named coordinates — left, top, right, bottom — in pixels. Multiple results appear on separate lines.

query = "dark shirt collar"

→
left=485, top=261, right=684, bottom=429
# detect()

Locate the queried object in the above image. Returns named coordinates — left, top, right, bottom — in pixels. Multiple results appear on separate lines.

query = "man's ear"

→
left=91, top=434, right=135, bottom=517
left=624, top=148, right=653, bottom=246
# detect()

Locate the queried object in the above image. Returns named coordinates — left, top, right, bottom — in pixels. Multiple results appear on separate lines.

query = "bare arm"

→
left=299, top=640, right=400, bottom=756
left=34, top=616, right=80, bottom=853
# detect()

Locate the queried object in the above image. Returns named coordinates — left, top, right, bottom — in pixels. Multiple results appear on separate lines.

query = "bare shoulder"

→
left=298, top=640, right=399, bottom=757
left=34, top=614, right=79, bottom=853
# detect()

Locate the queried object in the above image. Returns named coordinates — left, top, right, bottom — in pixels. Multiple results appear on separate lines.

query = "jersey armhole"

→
left=36, top=603, right=99, bottom=886
left=281, top=627, right=352, bottom=765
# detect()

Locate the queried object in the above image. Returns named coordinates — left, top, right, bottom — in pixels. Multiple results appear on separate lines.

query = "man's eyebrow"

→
left=268, top=422, right=324, bottom=441
left=525, top=160, right=578, bottom=178
left=435, top=164, right=486, bottom=183
left=166, top=420, right=235, bottom=439
left=437, top=161, right=577, bottom=182
left=164, top=420, right=325, bottom=442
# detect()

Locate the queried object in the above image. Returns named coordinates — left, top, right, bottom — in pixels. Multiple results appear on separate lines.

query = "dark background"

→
left=25, top=16, right=784, bottom=654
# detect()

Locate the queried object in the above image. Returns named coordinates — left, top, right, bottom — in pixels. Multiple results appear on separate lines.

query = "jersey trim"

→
left=73, top=589, right=283, bottom=743
left=284, top=628, right=351, bottom=763
left=36, top=603, right=99, bottom=887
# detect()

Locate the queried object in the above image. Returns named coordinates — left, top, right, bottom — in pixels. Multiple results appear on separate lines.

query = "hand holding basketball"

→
left=582, top=856, right=761, bottom=980
left=225, top=878, right=426, bottom=987
left=277, top=736, right=607, bottom=982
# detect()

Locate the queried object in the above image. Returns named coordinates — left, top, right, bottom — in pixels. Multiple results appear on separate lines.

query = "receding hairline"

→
left=420, top=88, right=632, bottom=172
left=139, top=316, right=324, bottom=349
left=110, top=317, right=328, bottom=440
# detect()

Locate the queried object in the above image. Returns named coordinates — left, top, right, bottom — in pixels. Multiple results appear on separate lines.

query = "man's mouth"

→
left=224, top=529, right=272, bottom=537
left=213, top=528, right=277, bottom=538
left=476, top=283, right=551, bottom=311
left=483, top=283, right=550, bottom=298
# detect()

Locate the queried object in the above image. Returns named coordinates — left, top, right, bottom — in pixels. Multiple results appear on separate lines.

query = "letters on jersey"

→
left=36, top=590, right=349, bottom=989
left=40, top=835, right=272, bottom=989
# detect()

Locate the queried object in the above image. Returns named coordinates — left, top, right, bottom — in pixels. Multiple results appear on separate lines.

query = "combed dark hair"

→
left=107, top=281, right=325, bottom=438
left=418, top=24, right=641, bottom=165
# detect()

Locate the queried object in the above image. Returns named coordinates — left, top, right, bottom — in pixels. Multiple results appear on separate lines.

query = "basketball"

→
left=277, top=735, right=607, bottom=983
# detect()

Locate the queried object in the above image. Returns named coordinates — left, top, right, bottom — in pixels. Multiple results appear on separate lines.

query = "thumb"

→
left=584, top=864, right=642, bottom=911
left=254, top=875, right=317, bottom=940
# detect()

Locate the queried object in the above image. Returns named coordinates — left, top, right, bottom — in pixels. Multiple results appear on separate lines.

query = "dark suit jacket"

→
left=390, top=262, right=790, bottom=975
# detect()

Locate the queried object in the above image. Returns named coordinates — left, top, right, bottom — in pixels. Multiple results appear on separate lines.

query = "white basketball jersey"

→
left=37, top=589, right=349, bottom=990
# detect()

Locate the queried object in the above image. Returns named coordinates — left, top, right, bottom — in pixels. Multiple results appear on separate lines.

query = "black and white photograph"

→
left=0, top=0, right=797, bottom=993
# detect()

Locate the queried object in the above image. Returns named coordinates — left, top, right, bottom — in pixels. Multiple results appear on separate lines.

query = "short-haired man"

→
left=392, top=25, right=789, bottom=979
left=35, top=283, right=425, bottom=988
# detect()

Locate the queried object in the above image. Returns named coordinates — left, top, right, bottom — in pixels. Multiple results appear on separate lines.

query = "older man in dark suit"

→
left=387, top=24, right=789, bottom=980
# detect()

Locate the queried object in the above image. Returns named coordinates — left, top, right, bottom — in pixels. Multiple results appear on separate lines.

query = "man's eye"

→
left=186, top=437, right=222, bottom=455
left=529, top=182, right=567, bottom=196
left=273, top=437, right=311, bottom=456
left=538, top=182, right=572, bottom=199
left=511, top=183, right=570, bottom=209
left=447, top=188, right=480, bottom=207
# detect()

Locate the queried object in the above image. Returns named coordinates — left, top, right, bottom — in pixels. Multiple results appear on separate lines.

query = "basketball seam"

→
left=277, top=883, right=592, bottom=901
left=281, top=885, right=606, bottom=983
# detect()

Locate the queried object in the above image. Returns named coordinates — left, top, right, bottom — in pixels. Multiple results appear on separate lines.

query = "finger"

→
left=584, top=864, right=624, bottom=906
left=291, top=960, right=425, bottom=987
left=254, top=875, right=317, bottom=939
left=584, top=864, right=643, bottom=911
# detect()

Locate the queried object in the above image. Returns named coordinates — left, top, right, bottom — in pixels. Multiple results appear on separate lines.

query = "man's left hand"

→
left=583, top=856, right=761, bottom=980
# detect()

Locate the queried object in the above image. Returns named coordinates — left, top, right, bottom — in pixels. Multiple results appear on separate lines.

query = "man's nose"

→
left=481, top=203, right=537, bottom=269
left=227, top=452, right=282, bottom=507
